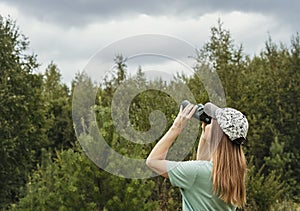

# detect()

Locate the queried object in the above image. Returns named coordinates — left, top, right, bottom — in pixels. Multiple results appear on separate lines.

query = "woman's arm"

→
left=196, top=122, right=212, bottom=160
left=146, top=104, right=197, bottom=178
left=146, top=125, right=180, bottom=178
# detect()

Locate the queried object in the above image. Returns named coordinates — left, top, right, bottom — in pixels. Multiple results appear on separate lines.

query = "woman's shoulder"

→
left=167, top=160, right=212, bottom=181
left=188, top=160, right=212, bottom=169
left=184, top=160, right=213, bottom=166
left=187, top=160, right=213, bottom=180
left=168, top=159, right=212, bottom=165
left=167, top=160, right=212, bottom=172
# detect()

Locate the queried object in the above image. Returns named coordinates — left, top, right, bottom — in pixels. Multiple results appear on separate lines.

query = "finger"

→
left=187, top=105, right=198, bottom=119
left=181, top=104, right=194, bottom=120
left=183, top=103, right=194, bottom=113
left=177, top=105, right=184, bottom=115
left=179, top=105, right=183, bottom=113
left=181, top=104, right=191, bottom=117
left=185, top=103, right=195, bottom=113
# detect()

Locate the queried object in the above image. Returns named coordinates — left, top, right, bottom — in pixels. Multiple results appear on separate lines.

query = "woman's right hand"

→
left=172, top=103, right=198, bottom=131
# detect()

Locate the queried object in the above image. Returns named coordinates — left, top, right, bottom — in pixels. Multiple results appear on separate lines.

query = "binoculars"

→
left=181, top=100, right=211, bottom=124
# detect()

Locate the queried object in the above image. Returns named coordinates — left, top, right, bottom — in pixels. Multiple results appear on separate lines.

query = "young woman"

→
left=146, top=102, right=248, bottom=210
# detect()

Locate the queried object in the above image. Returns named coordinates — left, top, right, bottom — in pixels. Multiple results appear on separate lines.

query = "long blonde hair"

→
left=209, top=120, right=247, bottom=208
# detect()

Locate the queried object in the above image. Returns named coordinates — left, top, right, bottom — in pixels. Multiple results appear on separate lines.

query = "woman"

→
left=146, top=102, right=248, bottom=210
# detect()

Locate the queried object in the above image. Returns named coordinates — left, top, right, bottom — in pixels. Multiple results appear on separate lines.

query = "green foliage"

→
left=197, top=19, right=247, bottom=105
left=264, top=137, right=297, bottom=201
left=270, top=200, right=300, bottom=211
left=43, top=62, right=76, bottom=150
left=242, top=35, right=300, bottom=201
left=244, top=158, right=286, bottom=210
left=104, top=178, right=157, bottom=211
left=12, top=148, right=104, bottom=210
left=0, top=16, right=48, bottom=208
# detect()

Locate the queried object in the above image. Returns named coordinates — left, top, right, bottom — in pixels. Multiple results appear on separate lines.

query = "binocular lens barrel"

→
left=181, top=100, right=211, bottom=124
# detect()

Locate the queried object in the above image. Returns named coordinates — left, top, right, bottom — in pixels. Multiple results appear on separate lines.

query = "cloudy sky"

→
left=0, top=0, right=299, bottom=85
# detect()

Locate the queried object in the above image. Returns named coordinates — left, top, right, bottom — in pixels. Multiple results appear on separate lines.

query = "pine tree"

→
left=0, top=16, right=48, bottom=208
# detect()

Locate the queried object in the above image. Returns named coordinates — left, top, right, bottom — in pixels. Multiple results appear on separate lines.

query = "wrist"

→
left=170, top=124, right=182, bottom=134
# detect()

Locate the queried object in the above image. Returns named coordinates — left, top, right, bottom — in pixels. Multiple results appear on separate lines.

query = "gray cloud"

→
left=3, top=0, right=300, bottom=30
left=1, top=0, right=298, bottom=85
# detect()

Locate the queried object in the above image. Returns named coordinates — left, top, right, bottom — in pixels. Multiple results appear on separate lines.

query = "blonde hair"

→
left=209, top=120, right=247, bottom=208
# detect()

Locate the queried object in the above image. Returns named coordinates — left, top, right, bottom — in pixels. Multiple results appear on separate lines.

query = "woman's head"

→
left=200, top=102, right=248, bottom=208
left=204, top=102, right=248, bottom=144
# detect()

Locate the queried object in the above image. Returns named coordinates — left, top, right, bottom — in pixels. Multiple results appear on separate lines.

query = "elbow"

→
left=146, top=157, right=154, bottom=168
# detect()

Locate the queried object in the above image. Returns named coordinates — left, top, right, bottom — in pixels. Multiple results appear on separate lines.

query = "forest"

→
left=0, top=16, right=299, bottom=210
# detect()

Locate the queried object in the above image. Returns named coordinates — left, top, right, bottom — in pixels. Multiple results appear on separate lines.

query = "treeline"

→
left=0, top=16, right=299, bottom=210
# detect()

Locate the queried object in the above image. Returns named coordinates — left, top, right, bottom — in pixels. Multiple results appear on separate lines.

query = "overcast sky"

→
left=0, top=0, right=299, bottom=85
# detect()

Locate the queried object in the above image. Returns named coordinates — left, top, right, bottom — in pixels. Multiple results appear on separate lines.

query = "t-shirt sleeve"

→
left=166, top=161, right=199, bottom=190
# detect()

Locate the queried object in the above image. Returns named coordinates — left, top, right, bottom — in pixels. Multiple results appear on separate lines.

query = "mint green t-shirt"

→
left=166, top=160, right=236, bottom=211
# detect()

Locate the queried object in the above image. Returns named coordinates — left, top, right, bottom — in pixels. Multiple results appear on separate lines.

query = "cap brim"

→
left=204, top=102, right=220, bottom=119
